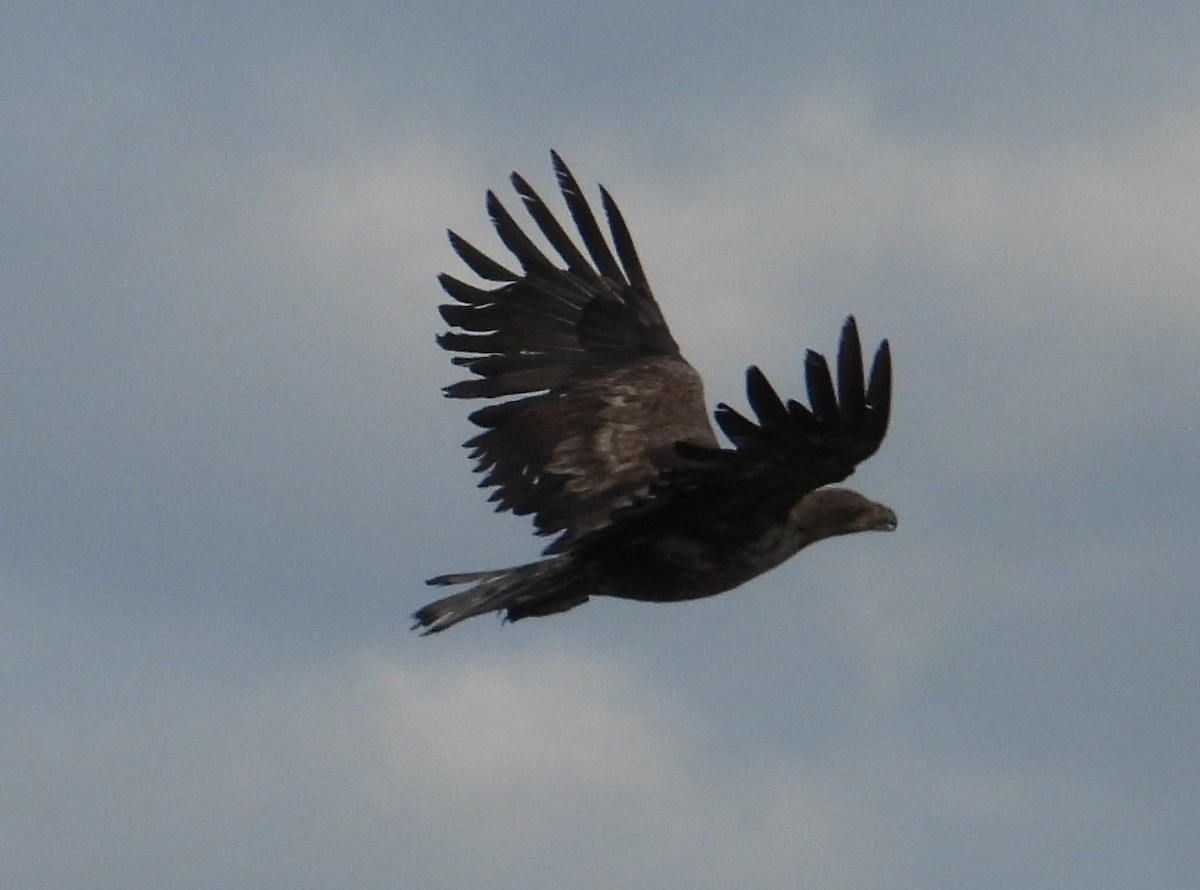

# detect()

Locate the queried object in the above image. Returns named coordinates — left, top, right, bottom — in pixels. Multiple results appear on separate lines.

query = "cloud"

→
left=8, top=600, right=1179, bottom=890
left=5, top=11, right=1200, bottom=889
left=2, top=611, right=881, bottom=889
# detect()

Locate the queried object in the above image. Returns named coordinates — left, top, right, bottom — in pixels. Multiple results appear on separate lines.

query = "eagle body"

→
left=592, top=488, right=897, bottom=602
left=413, top=153, right=895, bottom=634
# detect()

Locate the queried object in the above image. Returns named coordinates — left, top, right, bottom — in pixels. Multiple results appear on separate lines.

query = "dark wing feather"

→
left=510, top=171, right=592, bottom=274
left=657, top=316, right=892, bottom=535
left=600, top=185, right=649, bottom=291
left=552, top=150, right=625, bottom=282
left=447, top=231, right=518, bottom=282
left=438, top=153, right=717, bottom=548
left=730, top=316, right=891, bottom=477
left=805, top=349, right=839, bottom=424
left=487, top=191, right=558, bottom=275
left=745, top=366, right=791, bottom=430
left=863, top=338, right=892, bottom=446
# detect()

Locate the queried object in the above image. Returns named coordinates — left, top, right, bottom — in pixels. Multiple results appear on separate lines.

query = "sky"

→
left=3, top=2, right=1199, bottom=888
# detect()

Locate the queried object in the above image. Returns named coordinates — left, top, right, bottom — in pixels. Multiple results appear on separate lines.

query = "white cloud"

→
left=2, top=629, right=872, bottom=888
left=9, top=615, right=1168, bottom=890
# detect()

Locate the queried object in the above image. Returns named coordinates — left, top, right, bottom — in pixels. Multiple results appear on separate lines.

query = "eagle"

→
left=413, top=152, right=895, bottom=634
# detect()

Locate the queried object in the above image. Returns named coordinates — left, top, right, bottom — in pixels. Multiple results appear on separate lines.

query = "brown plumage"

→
left=413, top=152, right=895, bottom=634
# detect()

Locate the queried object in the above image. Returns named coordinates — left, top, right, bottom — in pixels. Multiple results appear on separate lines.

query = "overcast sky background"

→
left=3, top=3, right=1199, bottom=888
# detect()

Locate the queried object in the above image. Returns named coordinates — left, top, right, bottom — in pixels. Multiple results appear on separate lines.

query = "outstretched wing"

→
left=438, top=152, right=718, bottom=548
left=711, top=315, right=890, bottom=489
left=618, top=316, right=892, bottom=541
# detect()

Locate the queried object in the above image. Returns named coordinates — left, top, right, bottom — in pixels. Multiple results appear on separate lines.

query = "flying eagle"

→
left=413, top=152, right=895, bottom=634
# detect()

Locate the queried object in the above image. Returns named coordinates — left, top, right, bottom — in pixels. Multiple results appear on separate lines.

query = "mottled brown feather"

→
left=436, top=154, right=709, bottom=548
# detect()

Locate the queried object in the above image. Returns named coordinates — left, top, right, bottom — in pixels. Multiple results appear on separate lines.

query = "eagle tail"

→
left=412, top=555, right=589, bottom=634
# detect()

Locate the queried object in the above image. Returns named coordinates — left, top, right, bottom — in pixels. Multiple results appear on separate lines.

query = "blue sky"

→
left=3, top=3, right=1199, bottom=888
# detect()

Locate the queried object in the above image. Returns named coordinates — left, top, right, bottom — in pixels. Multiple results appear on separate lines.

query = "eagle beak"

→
left=871, top=505, right=898, bottom=531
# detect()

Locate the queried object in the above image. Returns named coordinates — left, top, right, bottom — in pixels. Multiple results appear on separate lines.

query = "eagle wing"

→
left=437, top=152, right=718, bottom=549
left=609, top=316, right=892, bottom=543
left=711, top=314, right=891, bottom=494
